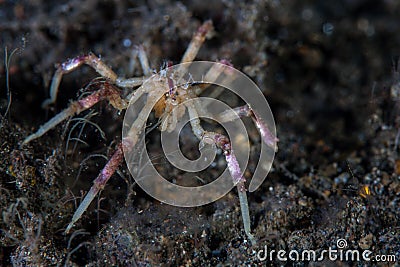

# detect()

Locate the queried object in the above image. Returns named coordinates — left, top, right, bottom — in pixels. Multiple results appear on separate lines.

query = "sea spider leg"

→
left=190, top=60, right=278, bottom=151
left=180, top=20, right=213, bottom=64
left=42, top=52, right=145, bottom=108
left=217, top=105, right=279, bottom=151
left=65, top=87, right=155, bottom=233
left=173, top=20, right=214, bottom=81
left=23, top=51, right=151, bottom=145
left=185, top=101, right=257, bottom=245
left=65, top=142, right=124, bottom=234
left=23, top=82, right=126, bottom=144
left=136, top=45, right=151, bottom=76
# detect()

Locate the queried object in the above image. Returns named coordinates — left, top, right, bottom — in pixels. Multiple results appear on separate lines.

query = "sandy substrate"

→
left=1, top=0, right=399, bottom=266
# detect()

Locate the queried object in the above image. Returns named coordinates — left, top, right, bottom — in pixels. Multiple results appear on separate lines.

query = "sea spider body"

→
left=23, top=20, right=277, bottom=245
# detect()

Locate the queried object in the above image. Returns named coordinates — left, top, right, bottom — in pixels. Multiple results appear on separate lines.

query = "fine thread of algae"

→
left=3, top=47, right=19, bottom=119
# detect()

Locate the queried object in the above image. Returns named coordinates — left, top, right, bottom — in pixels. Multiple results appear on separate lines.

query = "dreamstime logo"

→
left=122, top=61, right=276, bottom=207
left=256, top=239, right=397, bottom=263
left=257, top=239, right=359, bottom=262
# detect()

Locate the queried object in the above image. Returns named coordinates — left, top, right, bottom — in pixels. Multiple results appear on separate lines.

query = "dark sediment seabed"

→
left=1, top=1, right=399, bottom=266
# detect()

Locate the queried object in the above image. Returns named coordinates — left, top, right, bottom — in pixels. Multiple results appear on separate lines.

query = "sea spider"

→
left=23, top=21, right=277, bottom=245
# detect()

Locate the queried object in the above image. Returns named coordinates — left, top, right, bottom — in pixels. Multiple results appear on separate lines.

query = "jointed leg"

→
left=128, top=44, right=152, bottom=76
left=23, top=82, right=125, bottom=144
left=217, top=104, right=279, bottom=151
left=185, top=101, right=257, bottom=245
left=137, top=45, right=151, bottom=76
left=172, top=20, right=214, bottom=82
left=42, top=53, right=146, bottom=108
left=42, top=53, right=118, bottom=108
left=180, top=20, right=213, bottom=64
left=189, top=61, right=278, bottom=152
left=24, top=51, right=152, bottom=145
left=25, top=44, right=153, bottom=231
left=65, top=142, right=125, bottom=233
left=65, top=95, right=154, bottom=233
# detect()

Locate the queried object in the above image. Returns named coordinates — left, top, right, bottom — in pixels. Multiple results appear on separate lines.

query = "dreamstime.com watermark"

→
left=256, top=239, right=397, bottom=263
